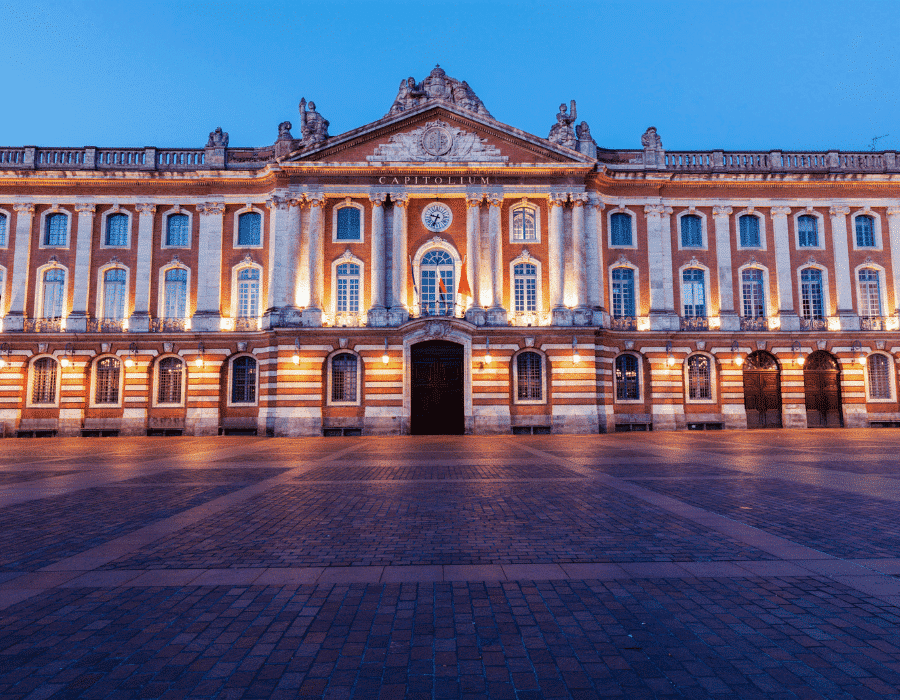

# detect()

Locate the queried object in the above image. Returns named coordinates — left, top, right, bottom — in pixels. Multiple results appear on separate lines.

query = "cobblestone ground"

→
left=1, top=431, right=900, bottom=699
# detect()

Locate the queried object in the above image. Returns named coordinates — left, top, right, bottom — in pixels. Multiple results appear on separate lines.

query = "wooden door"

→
left=410, top=341, right=464, bottom=435
left=804, top=351, right=843, bottom=428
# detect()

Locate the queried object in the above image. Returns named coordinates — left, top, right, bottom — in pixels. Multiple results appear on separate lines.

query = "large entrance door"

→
left=410, top=340, right=464, bottom=435
left=804, top=351, right=843, bottom=427
left=743, top=351, right=782, bottom=428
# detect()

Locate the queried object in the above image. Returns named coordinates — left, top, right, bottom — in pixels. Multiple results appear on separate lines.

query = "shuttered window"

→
left=336, top=207, right=361, bottom=240
left=610, top=213, right=632, bottom=246
left=105, top=213, right=128, bottom=246
left=680, top=214, right=702, bottom=247
left=237, top=212, right=261, bottom=246
left=739, top=215, right=760, bottom=247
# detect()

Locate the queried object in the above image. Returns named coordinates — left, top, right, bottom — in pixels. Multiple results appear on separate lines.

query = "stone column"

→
left=64, top=204, right=96, bottom=332
left=389, top=194, right=409, bottom=326
left=644, top=204, right=678, bottom=330
left=302, top=194, right=326, bottom=326
left=192, top=201, right=225, bottom=331
left=486, top=195, right=506, bottom=325
left=548, top=194, right=571, bottom=325
left=464, top=195, right=485, bottom=325
left=367, top=192, right=387, bottom=326
left=263, top=195, right=303, bottom=328
left=887, top=205, right=900, bottom=317
left=829, top=204, right=858, bottom=329
left=770, top=206, right=799, bottom=330
left=585, top=195, right=605, bottom=324
left=6, top=203, right=35, bottom=330
left=571, top=193, right=590, bottom=325
left=130, top=203, right=156, bottom=332
left=712, top=206, right=738, bottom=330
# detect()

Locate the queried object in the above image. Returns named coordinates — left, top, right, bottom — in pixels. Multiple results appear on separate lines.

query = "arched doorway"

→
left=804, top=351, right=843, bottom=427
left=410, top=340, right=464, bottom=435
left=743, top=351, right=782, bottom=428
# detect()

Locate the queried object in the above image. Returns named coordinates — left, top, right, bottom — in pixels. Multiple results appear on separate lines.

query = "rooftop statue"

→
left=641, top=126, right=663, bottom=150
left=548, top=101, right=577, bottom=149
left=206, top=127, right=228, bottom=148
left=299, top=98, right=329, bottom=144
left=387, top=65, right=493, bottom=119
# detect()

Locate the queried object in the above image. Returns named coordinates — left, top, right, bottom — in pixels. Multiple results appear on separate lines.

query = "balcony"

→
left=233, top=317, right=262, bottom=331
left=680, top=316, right=710, bottom=331
left=87, top=319, right=127, bottom=333
left=150, top=317, right=189, bottom=332
left=23, top=318, right=63, bottom=332
left=861, top=316, right=887, bottom=331
left=609, top=316, right=637, bottom=331
left=416, top=301, right=459, bottom=318
left=799, top=317, right=828, bottom=332
left=740, top=316, right=769, bottom=331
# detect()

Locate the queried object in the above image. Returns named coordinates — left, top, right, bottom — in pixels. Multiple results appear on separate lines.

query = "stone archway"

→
left=743, top=351, right=783, bottom=428
left=804, top=351, right=843, bottom=428
left=410, top=340, right=465, bottom=435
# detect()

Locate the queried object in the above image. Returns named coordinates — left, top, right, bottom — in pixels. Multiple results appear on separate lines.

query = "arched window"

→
left=237, top=212, right=261, bottom=246
left=512, top=207, right=536, bottom=242
left=855, top=215, right=875, bottom=248
left=105, top=213, right=128, bottom=246
left=336, top=263, right=360, bottom=313
left=800, top=268, right=824, bottom=320
left=798, top=215, right=819, bottom=247
left=31, top=357, right=58, bottom=404
left=687, top=354, right=712, bottom=400
left=420, top=250, right=455, bottom=316
left=237, top=267, right=260, bottom=318
left=103, top=268, right=126, bottom=320
left=610, top=213, right=632, bottom=246
left=41, top=269, right=65, bottom=319
left=166, top=213, right=189, bottom=246
left=336, top=207, right=361, bottom=241
left=615, top=354, right=640, bottom=401
left=611, top=267, right=635, bottom=318
left=163, top=268, right=187, bottom=319
left=513, top=263, right=537, bottom=312
left=44, top=213, right=68, bottom=246
left=681, top=268, right=706, bottom=318
left=230, top=356, right=257, bottom=404
left=858, top=268, right=882, bottom=318
left=867, top=354, right=892, bottom=400
left=0, top=212, right=7, bottom=246
left=680, top=214, right=702, bottom=247
left=741, top=269, right=765, bottom=318
left=157, top=357, right=184, bottom=404
left=94, top=357, right=121, bottom=404
left=739, top=215, right=760, bottom=247
left=331, top=353, right=358, bottom=403
left=516, top=351, right=543, bottom=401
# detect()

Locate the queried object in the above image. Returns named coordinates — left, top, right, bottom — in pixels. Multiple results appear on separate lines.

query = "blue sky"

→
left=1, top=0, right=899, bottom=152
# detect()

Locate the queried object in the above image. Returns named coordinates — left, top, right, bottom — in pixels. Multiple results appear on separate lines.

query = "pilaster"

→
left=585, top=195, right=605, bottom=325
left=571, top=193, right=590, bottom=325
left=263, top=195, right=303, bottom=328
left=302, top=194, right=326, bottom=327
left=548, top=194, right=571, bottom=325
left=193, top=201, right=226, bottom=331
left=712, top=206, right=738, bottom=331
left=644, top=204, right=677, bottom=330
left=6, top=203, right=34, bottom=330
left=389, top=193, right=409, bottom=326
left=464, top=195, right=485, bottom=326
left=830, top=204, right=858, bottom=329
left=67, top=203, right=96, bottom=332
left=486, top=195, right=506, bottom=325
left=368, top=192, right=388, bottom=326
left=130, top=203, right=156, bottom=332
left=770, top=206, right=799, bottom=331
left=887, top=205, right=900, bottom=317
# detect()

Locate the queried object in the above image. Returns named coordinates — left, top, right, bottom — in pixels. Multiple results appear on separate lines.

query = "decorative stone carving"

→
left=712, top=206, right=732, bottom=217
left=237, top=342, right=248, bottom=352
left=548, top=100, right=577, bottom=149
left=387, top=65, right=492, bottom=118
left=756, top=340, right=767, bottom=350
left=770, top=206, right=792, bottom=216
left=624, top=340, right=635, bottom=350
left=38, top=343, right=47, bottom=353
left=524, top=336, right=535, bottom=347
left=206, top=127, right=228, bottom=148
left=425, top=320, right=449, bottom=338
left=575, top=121, right=596, bottom=156
left=197, top=202, right=226, bottom=215
left=641, top=127, right=662, bottom=150
left=886, top=205, right=900, bottom=217
left=101, top=343, right=110, bottom=353
left=697, top=341, right=707, bottom=350
left=817, top=340, right=828, bottom=350
left=830, top=204, right=851, bottom=217
left=74, top=203, right=96, bottom=214
left=877, top=340, right=886, bottom=350
left=369, top=192, right=387, bottom=206
left=298, top=98, right=329, bottom=144
left=163, top=342, right=174, bottom=353
left=134, top=203, right=156, bottom=215
left=368, top=120, right=505, bottom=162
left=338, top=338, right=348, bottom=349
left=277, top=121, right=293, bottom=140
left=13, top=203, right=35, bottom=215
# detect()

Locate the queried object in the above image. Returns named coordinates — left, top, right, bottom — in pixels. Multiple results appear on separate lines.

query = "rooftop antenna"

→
left=869, top=134, right=889, bottom=151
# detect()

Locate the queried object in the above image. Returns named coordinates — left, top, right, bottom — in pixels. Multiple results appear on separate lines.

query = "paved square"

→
left=1, top=431, right=900, bottom=698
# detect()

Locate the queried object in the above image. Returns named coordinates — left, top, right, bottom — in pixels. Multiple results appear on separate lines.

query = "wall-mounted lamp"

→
left=666, top=340, right=675, bottom=367
left=195, top=342, right=205, bottom=368
left=572, top=337, right=580, bottom=364
left=0, top=343, right=10, bottom=369
left=292, top=338, right=301, bottom=365
left=124, top=342, right=138, bottom=368
left=60, top=343, right=74, bottom=368
left=485, top=338, right=493, bottom=364
left=731, top=341, right=744, bottom=367
left=852, top=340, right=864, bottom=365
left=792, top=341, right=805, bottom=366
left=382, top=338, right=389, bottom=365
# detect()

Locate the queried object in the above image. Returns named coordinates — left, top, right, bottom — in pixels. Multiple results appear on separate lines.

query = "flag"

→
left=457, top=256, right=472, bottom=299
left=437, top=272, right=449, bottom=300
left=409, top=256, right=418, bottom=300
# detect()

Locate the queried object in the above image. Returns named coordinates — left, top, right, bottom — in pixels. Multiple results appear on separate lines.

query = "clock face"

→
left=421, top=202, right=453, bottom=232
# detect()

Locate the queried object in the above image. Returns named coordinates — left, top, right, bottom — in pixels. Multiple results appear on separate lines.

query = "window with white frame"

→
left=855, top=215, right=876, bottom=248
left=615, top=354, right=640, bottom=401
left=105, top=213, right=129, bottom=246
left=103, top=268, right=126, bottom=320
left=0, top=212, right=7, bottom=246
left=800, top=268, right=824, bottom=319
left=0, top=267, right=5, bottom=308
left=611, top=267, right=636, bottom=318
left=31, top=357, right=58, bottom=404
left=516, top=351, right=543, bottom=401
left=610, top=212, right=633, bottom=246
left=739, top=215, right=761, bottom=247
left=230, top=356, right=257, bottom=404
left=163, top=268, right=187, bottom=319
left=420, top=250, right=455, bottom=316
left=44, top=213, right=68, bottom=247
left=41, top=268, right=65, bottom=319
left=156, top=357, right=184, bottom=405
left=741, top=268, right=765, bottom=318
left=513, top=263, right=537, bottom=312
left=512, top=207, right=537, bottom=242
left=166, top=213, right=189, bottom=247
left=680, top=214, right=703, bottom=247
left=335, top=206, right=361, bottom=241
left=331, top=353, right=358, bottom=403
left=237, top=212, right=261, bottom=246
left=94, top=357, right=121, bottom=405
left=858, top=268, right=882, bottom=318
left=798, top=214, right=819, bottom=247
left=687, top=354, right=712, bottom=400
left=681, top=268, right=706, bottom=317
left=237, top=267, right=260, bottom=318
left=336, top=263, right=360, bottom=313
left=867, top=354, right=892, bottom=400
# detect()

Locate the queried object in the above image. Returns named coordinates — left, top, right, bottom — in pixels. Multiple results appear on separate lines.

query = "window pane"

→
left=231, top=356, right=257, bottom=403
left=45, top=214, right=67, bottom=246
left=331, top=353, right=358, bottom=402
left=336, top=263, right=360, bottom=313
left=682, top=268, right=706, bottom=317
left=680, top=215, right=702, bottom=247
left=166, top=214, right=189, bottom=246
left=513, top=263, right=536, bottom=312
left=95, top=357, right=120, bottom=404
left=741, top=269, right=765, bottom=317
left=164, top=268, right=187, bottom=318
left=800, top=268, right=824, bottom=319
left=42, top=269, right=65, bottom=319
left=237, top=267, right=260, bottom=317
left=420, top=250, right=454, bottom=315
left=868, top=354, right=891, bottom=399
left=238, top=212, right=261, bottom=246
left=0, top=213, right=7, bottom=246
left=31, top=357, right=57, bottom=404
left=105, top=213, right=128, bottom=246
left=855, top=215, right=875, bottom=247
left=739, top=215, right=760, bottom=247
left=615, top=354, right=640, bottom=400
left=688, top=355, right=712, bottom=400
left=611, top=267, right=635, bottom=318
left=798, top=215, right=818, bottom=247
left=516, top=352, right=542, bottom=401
left=336, top=207, right=361, bottom=240
left=513, top=208, right=536, bottom=241
left=103, top=268, right=126, bottom=320
left=610, top=213, right=632, bottom=246
left=858, top=268, right=882, bottom=317
left=157, top=357, right=183, bottom=404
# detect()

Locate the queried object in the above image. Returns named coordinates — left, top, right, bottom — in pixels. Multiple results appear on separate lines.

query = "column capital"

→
left=196, top=201, right=226, bottom=215
left=571, top=193, right=589, bottom=206
left=643, top=204, right=672, bottom=216
left=829, top=204, right=851, bottom=217
left=266, top=195, right=290, bottom=211
left=134, top=203, right=157, bottom=215
left=73, top=203, right=96, bottom=214
left=391, top=193, right=410, bottom=208
left=712, top=205, right=732, bottom=217
left=486, top=195, right=503, bottom=208
left=770, top=205, right=792, bottom=217
left=549, top=194, right=567, bottom=208
left=12, top=203, right=35, bottom=215
left=887, top=205, right=900, bottom=217
left=306, top=194, right=326, bottom=209
left=369, top=192, right=387, bottom=206
left=465, top=195, right=484, bottom=208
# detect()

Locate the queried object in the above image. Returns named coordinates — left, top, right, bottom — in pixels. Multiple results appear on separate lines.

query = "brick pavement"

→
left=0, top=431, right=899, bottom=698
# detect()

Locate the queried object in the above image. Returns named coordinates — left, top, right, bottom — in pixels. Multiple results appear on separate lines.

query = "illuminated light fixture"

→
left=637, top=317, right=651, bottom=332
left=382, top=338, right=389, bottom=365
left=60, top=343, right=74, bottom=368
left=731, top=341, right=743, bottom=367
left=195, top=342, right=205, bottom=368
left=767, top=316, right=781, bottom=331
left=484, top=338, right=492, bottom=364
left=708, top=316, right=721, bottom=330
left=793, top=341, right=804, bottom=366
left=666, top=340, right=675, bottom=367
left=124, top=343, right=138, bottom=368
left=0, top=343, right=10, bottom=368
left=827, top=316, right=841, bottom=332
left=572, top=337, right=580, bottom=364
left=292, top=338, right=301, bottom=365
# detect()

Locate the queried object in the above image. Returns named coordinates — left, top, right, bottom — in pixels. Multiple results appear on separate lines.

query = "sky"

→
left=1, top=0, right=899, bottom=153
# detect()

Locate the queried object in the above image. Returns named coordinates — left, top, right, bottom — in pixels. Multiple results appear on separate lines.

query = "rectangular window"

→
left=164, top=268, right=187, bottom=319
left=611, top=268, right=635, bottom=318
left=331, top=354, right=358, bottom=403
left=237, top=268, right=260, bottom=318
left=868, top=355, right=891, bottom=399
left=336, top=207, right=361, bottom=241
left=800, top=269, right=824, bottom=319
left=855, top=215, right=876, bottom=248
left=103, top=269, right=126, bottom=320
left=741, top=269, right=765, bottom=318
left=95, top=358, right=120, bottom=404
left=237, top=212, right=262, bottom=246
left=513, top=263, right=537, bottom=312
left=680, top=215, right=703, bottom=247
left=858, top=269, right=882, bottom=318
left=44, top=214, right=67, bottom=246
left=32, top=358, right=57, bottom=404
left=688, top=355, right=712, bottom=400
left=615, top=355, right=640, bottom=401
left=42, top=269, right=65, bottom=319
left=516, top=352, right=542, bottom=401
left=105, top=214, right=128, bottom=246
left=682, top=269, right=706, bottom=317
left=798, top=215, right=819, bottom=247
left=0, top=213, right=7, bottom=246
left=739, top=215, right=760, bottom=247
left=336, top=263, right=360, bottom=313
left=166, top=214, right=189, bottom=247
left=610, top=213, right=632, bottom=246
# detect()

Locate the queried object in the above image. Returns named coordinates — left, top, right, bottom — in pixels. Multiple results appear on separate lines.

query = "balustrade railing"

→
left=609, top=316, right=637, bottom=331
left=861, top=316, right=886, bottom=331
left=418, top=301, right=459, bottom=318
left=35, top=149, right=85, bottom=167
left=626, top=149, right=899, bottom=174
left=0, top=148, right=27, bottom=166
left=680, top=316, right=710, bottom=331
left=800, top=317, right=828, bottom=331
left=87, top=319, right=127, bottom=333
left=233, top=317, right=261, bottom=331
left=740, top=316, right=769, bottom=331
left=23, top=318, right=63, bottom=332
left=156, top=149, right=205, bottom=168
left=150, top=317, right=189, bottom=332
left=96, top=149, right=146, bottom=167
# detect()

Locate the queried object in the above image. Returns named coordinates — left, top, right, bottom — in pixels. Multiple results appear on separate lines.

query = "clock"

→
left=421, top=202, right=453, bottom=232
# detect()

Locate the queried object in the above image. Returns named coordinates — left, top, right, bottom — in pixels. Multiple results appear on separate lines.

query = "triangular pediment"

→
left=281, top=103, right=596, bottom=167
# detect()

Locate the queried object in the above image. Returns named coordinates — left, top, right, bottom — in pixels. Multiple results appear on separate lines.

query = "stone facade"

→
left=1, top=66, right=899, bottom=437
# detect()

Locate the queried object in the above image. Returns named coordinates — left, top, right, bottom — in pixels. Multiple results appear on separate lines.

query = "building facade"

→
left=1, top=66, right=900, bottom=437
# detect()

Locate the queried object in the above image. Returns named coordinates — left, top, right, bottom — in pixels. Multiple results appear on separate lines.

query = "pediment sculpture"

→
left=387, top=65, right=493, bottom=119
left=368, top=120, right=506, bottom=162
